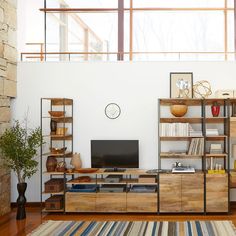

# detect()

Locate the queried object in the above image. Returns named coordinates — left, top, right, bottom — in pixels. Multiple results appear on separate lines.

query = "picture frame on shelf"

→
left=170, top=72, right=193, bottom=99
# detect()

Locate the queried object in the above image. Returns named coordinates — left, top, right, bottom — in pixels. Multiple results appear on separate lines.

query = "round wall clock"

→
left=105, top=103, right=121, bottom=119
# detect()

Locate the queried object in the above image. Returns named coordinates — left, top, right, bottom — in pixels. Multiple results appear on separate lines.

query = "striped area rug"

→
left=28, top=220, right=236, bottom=236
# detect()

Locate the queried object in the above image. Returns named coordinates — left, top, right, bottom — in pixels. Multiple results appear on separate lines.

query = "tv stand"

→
left=104, top=168, right=126, bottom=172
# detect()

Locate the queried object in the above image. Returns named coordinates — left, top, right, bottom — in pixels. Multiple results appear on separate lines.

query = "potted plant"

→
left=0, top=120, right=42, bottom=220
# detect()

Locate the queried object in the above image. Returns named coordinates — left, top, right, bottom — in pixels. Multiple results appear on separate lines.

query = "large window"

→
left=21, top=0, right=236, bottom=61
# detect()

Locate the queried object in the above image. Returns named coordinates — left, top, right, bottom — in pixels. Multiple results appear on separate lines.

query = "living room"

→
left=1, top=0, right=236, bottom=235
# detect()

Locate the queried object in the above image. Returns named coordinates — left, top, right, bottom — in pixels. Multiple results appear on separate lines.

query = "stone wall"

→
left=0, top=0, right=17, bottom=216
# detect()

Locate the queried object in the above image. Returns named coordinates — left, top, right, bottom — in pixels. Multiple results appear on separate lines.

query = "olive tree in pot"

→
left=0, top=120, right=42, bottom=220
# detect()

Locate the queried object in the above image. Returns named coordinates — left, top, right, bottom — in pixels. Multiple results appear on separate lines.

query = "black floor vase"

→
left=16, top=183, right=27, bottom=220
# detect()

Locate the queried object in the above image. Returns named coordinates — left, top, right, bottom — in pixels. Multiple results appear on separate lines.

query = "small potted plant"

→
left=0, top=120, right=42, bottom=220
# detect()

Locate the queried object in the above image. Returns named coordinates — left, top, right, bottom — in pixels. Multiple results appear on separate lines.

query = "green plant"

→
left=0, top=120, right=42, bottom=183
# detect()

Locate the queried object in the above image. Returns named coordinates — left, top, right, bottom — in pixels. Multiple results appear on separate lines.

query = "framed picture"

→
left=170, top=72, right=193, bottom=98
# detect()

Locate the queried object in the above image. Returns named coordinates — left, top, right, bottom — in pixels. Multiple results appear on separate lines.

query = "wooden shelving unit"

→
left=158, top=98, right=230, bottom=213
left=40, top=98, right=74, bottom=213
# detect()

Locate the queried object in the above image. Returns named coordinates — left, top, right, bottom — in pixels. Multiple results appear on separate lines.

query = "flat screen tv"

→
left=91, top=140, right=139, bottom=169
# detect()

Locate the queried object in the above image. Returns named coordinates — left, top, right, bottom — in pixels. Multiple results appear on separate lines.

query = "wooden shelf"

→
left=42, top=152, right=73, bottom=157
left=160, top=153, right=203, bottom=158
left=42, top=191, right=64, bottom=195
left=160, top=136, right=203, bottom=141
left=205, top=153, right=228, bottom=157
left=160, top=117, right=202, bottom=123
left=205, top=117, right=227, bottom=123
left=204, top=99, right=226, bottom=105
left=43, top=135, right=73, bottom=140
left=42, top=208, right=64, bottom=213
left=42, top=98, right=73, bottom=106
left=67, top=179, right=96, bottom=185
left=43, top=171, right=74, bottom=175
left=159, top=99, right=202, bottom=106
left=42, top=117, right=73, bottom=123
left=206, top=135, right=227, bottom=141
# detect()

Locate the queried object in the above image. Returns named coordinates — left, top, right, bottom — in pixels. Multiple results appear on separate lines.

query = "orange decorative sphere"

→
left=170, top=104, right=188, bottom=117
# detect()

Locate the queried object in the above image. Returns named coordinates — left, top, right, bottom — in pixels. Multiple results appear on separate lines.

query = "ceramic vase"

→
left=46, top=156, right=57, bottom=172
left=16, top=183, right=27, bottom=220
left=211, top=102, right=220, bottom=117
left=71, top=153, right=82, bottom=170
left=50, top=120, right=57, bottom=134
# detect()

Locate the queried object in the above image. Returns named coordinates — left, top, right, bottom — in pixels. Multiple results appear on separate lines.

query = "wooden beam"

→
left=118, top=0, right=124, bottom=60
left=129, top=0, right=133, bottom=61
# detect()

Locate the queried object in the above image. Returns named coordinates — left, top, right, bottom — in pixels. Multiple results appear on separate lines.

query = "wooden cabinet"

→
left=65, top=193, right=96, bottom=212
left=96, top=193, right=126, bottom=212
left=206, top=174, right=228, bottom=212
left=127, top=193, right=157, bottom=212
left=182, top=174, right=204, bottom=212
left=159, top=174, right=181, bottom=212
left=160, top=173, right=204, bottom=213
left=230, top=117, right=236, bottom=137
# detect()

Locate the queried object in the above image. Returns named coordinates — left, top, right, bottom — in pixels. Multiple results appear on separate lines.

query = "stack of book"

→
left=188, top=138, right=204, bottom=155
left=189, top=125, right=203, bottom=137
left=160, top=123, right=189, bottom=136
left=210, top=144, right=223, bottom=154
left=206, top=129, right=219, bottom=136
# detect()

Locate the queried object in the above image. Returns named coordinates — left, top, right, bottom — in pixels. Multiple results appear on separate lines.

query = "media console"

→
left=64, top=169, right=228, bottom=213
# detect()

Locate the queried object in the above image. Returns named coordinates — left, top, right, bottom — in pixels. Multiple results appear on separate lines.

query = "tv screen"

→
left=91, top=140, right=139, bottom=168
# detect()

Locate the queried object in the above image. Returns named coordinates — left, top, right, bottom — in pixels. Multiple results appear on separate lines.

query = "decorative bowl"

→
left=170, top=104, right=188, bottom=117
left=50, top=147, right=67, bottom=154
left=48, top=111, right=65, bottom=117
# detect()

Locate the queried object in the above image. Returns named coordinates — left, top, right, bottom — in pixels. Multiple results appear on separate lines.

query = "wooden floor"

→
left=1, top=207, right=236, bottom=236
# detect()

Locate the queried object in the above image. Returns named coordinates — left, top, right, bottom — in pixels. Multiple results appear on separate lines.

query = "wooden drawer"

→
left=159, top=174, right=181, bottom=212
left=65, top=192, right=96, bottom=212
left=96, top=193, right=126, bottom=212
left=230, top=117, right=236, bottom=137
left=127, top=193, right=157, bottom=212
left=182, top=174, right=204, bottom=212
left=206, top=174, right=228, bottom=212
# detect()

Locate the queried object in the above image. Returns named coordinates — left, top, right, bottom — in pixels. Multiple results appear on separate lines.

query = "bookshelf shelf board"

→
left=42, top=191, right=64, bottom=195
left=160, top=117, right=202, bottom=123
left=160, top=153, right=203, bottom=158
left=67, top=179, right=96, bottom=185
left=159, top=99, right=202, bottom=106
left=42, top=98, right=73, bottom=105
left=42, top=152, right=73, bottom=157
left=160, top=136, right=203, bottom=141
left=42, top=208, right=64, bottom=213
left=44, top=135, right=73, bottom=140
left=42, top=117, right=73, bottom=123
left=206, top=135, right=227, bottom=141
left=204, top=99, right=226, bottom=105
left=205, top=117, right=227, bottom=123
left=97, top=179, right=157, bottom=185
left=205, top=153, right=228, bottom=157
left=43, top=171, right=74, bottom=175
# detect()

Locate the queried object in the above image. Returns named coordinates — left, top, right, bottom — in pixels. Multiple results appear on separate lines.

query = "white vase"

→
left=70, top=152, right=82, bottom=170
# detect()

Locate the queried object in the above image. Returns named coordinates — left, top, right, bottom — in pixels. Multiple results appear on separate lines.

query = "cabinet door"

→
left=182, top=174, right=204, bottom=212
left=206, top=174, right=228, bottom=212
left=96, top=193, right=126, bottom=212
left=159, top=174, right=181, bottom=212
left=127, top=193, right=157, bottom=212
left=65, top=193, right=96, bottom=212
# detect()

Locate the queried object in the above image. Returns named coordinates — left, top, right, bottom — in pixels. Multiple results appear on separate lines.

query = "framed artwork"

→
left=170, top=72, right=193, bottom=98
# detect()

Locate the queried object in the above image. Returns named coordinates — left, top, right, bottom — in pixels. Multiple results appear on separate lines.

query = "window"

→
left=20, top=0, right=235, bottom=61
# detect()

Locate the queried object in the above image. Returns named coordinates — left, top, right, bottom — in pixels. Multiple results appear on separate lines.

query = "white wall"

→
left=12, top=61, right=236, bottom=202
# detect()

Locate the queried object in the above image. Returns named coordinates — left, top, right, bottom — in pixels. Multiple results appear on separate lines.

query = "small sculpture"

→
left=193, top=80, right=212, bottom=98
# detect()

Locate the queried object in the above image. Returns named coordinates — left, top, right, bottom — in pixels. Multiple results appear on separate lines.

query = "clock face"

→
left=105, top=103, right=121, bottom=119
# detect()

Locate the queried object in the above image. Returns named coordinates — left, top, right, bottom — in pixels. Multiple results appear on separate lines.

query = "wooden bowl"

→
left=170, top=104, right=188, bottom=117
left=48, top=111, right=65, bottom=117
left=50, top=147, right=67, bottom=154
left=75, top=168, right=99, bottom=173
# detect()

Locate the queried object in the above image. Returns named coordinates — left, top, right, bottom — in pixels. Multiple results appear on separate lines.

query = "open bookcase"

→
left=158, top=98, right=231, bottom=213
